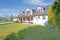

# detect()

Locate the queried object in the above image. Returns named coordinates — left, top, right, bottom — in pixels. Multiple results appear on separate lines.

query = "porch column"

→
left=29, top=17, right=31, bottom=23
left=30, top=17, right=33, bottom=24
left=28, top=17, right=30, bottom=23
left=22, top=17, right=23, bottom=23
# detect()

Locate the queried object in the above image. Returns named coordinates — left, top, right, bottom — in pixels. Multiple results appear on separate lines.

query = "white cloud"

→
left=25, top=0, right=52, bottom=5
left=27, top=0, right=44, bottom=4
left=0, top=8, right=20, bottom=16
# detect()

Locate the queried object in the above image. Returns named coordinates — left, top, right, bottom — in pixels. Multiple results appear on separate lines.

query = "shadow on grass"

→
left=4, top=33, right=17, bottom=40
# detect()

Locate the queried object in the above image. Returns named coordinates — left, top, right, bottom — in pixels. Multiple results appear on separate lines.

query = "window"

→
left=37, top=9, right=41, bottom=14
left=26, top=11, right=31, bottom=15
left=31, top=17, right=33, bottom=21
left=38, top=16, right=40, bottom=19
left=23, top=18, right=25, bottom=21
left=43, top=15, right=46, bottom=19
left=43, top=8, right=45, bottom=10
left=39, top=9, right=41, bottom=13
left=25, top=18, right=28, bottom=20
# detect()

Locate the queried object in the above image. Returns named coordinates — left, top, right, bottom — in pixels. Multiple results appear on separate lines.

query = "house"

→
left=18, top=6, right=49, bottom=25
left=13, top=16, right=19, bottom=21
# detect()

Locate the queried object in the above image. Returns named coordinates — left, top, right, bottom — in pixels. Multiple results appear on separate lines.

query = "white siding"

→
left=33, top=15, right=48, bottom=25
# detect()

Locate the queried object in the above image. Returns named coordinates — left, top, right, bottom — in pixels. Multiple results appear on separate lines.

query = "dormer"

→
left=25, top=8, right=33, bottom=15
left=20, top=11, right=25, bottom=16
left=36, top=6, right=45, bottom=14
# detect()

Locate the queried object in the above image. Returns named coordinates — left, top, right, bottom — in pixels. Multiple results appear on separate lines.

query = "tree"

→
left=0, top=16, right=5, bottom=21
left=10, top=14, right=13, bottom=21
left=48, top=0, right=60, bottom=30
left=0, top=17, right=2, bottom=21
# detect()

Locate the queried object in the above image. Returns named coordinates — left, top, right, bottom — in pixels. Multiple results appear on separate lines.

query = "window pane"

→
left=38, top=16, right=40, bottom=19
left=39, top=9, right=41, bottom=13
left=43, top=15, right=46, bottom=19
left=26, top=11, right=31, bottom=15
left=25, top=18, right=28, bottom=20
left=31, top=17, right=33, bottom=21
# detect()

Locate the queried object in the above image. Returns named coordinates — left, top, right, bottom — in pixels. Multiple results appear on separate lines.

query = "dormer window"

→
left=37, top=7, right=45, bottom=14
left=43, top=8, right=45, bottom=10
left=20, top=11, right=25, bottom=16
left=25, top=8, right=32, bottom=15
left=37, top=7, right=42, bottom=14
left=38, top=9, right=41, bottom=13
left=26, top=11, right=31, bottom=15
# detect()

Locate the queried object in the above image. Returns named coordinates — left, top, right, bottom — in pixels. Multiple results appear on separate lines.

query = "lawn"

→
left=0, top=23, right=32, bottom=40
left=5, top=25, right=60, bottom=40
left=0, top=23, right=60, bottom=40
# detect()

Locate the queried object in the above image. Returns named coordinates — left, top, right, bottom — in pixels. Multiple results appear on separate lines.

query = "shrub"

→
left=48, top=0, right=60, bottom=30
left=13, top=20, right=20, bottom=23
left=13, top=20, right=22, bottom=23
left=20, top=20, right=22, bottom=23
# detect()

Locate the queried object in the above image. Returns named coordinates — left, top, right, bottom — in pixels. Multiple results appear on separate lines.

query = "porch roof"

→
left=19, top=15, right=34, bottom=18
left=19, top=13, right=47, bottom=18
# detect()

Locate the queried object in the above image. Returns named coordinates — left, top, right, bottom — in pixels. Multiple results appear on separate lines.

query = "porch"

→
left=19, top=17, right=33, bottom=24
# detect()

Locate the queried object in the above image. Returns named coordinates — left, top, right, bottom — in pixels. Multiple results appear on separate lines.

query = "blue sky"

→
left=0, top=0, right=54, bottom=17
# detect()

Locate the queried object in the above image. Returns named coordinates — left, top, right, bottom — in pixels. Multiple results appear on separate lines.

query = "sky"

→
left=0, top=0, right=54, bottom=17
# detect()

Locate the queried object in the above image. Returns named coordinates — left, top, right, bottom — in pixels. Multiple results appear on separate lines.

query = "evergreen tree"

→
left=48, top=0, right=60, bottom=30
left=0, top=17, right=5, bottom=21
left=10, top=14, right=13, bottom=21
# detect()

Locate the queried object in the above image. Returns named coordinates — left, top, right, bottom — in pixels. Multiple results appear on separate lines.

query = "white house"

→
left=13, top=16, right=19, bottom=21
left=19, top=6, right=49, bottom=25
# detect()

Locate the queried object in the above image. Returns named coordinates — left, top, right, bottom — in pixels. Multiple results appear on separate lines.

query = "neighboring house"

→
left=18, top=6, right=49, bottom=25
left=13, top=16, right=19, bottom=21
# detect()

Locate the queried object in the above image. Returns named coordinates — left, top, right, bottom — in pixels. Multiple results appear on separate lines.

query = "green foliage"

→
left=13, top=20, right=22, bottom=23
left=4, top=26, right=60, bottom=40
left=0, top=17, right=5, bottom=21
left=13, top=20, right=20, bottom=23
left=10, top=15, right=13, bottom=21
left=48, top=0, right=60, bottom=30
left=20, top=20, right=22, bottom=23
left=0, top=18, right=3, bottom=21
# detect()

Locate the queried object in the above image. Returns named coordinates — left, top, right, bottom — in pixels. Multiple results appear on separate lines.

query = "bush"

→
left=48, top=0, right=60, bottom=30
left=20, top=20, right=22, bottom=23
left=13, top=20, right=22, bottom=23
left=13, top=20, right=20, bottom=23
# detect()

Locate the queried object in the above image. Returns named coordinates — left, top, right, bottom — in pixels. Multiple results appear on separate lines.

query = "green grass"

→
left=4, top=25, right=60, bottom=40
left=0, top=23, right=60, bottom=40
left=0, top=23, right=32, bottom=40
